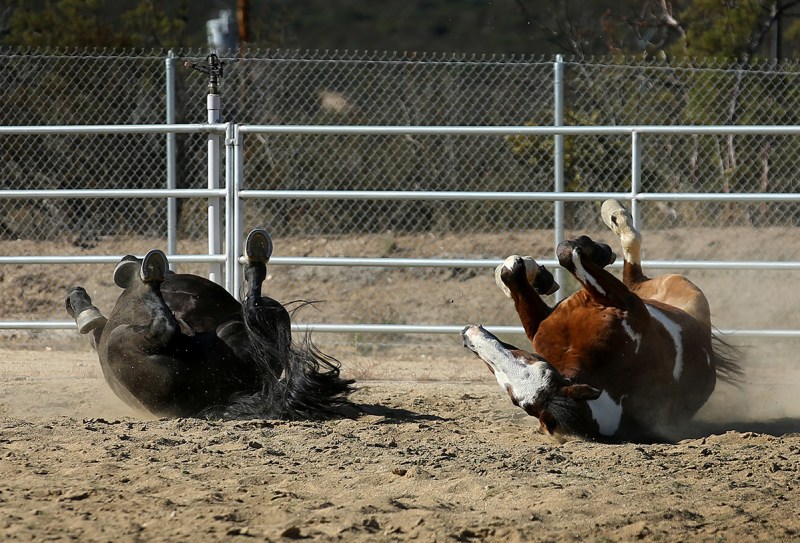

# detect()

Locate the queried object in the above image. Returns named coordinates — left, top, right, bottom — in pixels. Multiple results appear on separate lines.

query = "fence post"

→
left=165, top=50, right=178, bottom=270
left=232, top=124, right=245, bottom=301
left=553, top=54, right=566, bottom=300
left=186, top=54, right=227, bottom=284
left=224, top=122, right=238, bottom=294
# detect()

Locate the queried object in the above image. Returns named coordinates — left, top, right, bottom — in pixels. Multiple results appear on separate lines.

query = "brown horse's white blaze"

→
left=462, top=325, right=607, bottom=437
left=601, top=199, right=711, bottom=330
left=467, top=234, right=735, bottom=441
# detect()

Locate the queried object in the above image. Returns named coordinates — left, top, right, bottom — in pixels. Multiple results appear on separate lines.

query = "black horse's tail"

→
left=224, top=297, right=355, bottom=420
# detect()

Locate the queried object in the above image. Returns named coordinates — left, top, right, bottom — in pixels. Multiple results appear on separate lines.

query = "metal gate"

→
left=2, top=122, right=800, bottom=340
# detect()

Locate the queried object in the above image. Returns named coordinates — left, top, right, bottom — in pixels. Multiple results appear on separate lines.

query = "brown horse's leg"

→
left=556, top=236, right=645, bottom=315
left=495, top=255, right=554, bottom=343
left=65, top=286, right=107, bottom=350
left=601, top=200, right=645, bottom=286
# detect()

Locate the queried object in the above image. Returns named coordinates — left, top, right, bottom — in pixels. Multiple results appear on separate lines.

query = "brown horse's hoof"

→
left=601, top=199, right=641, bottom=247
left=140, top=250, right=169, bottom=284
left=495, top=255, right=559, bottom=298
left=245, top=229, right=273, bottom=264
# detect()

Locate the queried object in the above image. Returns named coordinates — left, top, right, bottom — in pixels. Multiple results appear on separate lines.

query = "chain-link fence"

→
left=3, top=48, right=800, bottom=353
left=4, top=48, right=800, bottom=245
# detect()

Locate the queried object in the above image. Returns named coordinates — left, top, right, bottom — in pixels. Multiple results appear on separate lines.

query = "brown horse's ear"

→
left=559, top=383, right=602, bottom=401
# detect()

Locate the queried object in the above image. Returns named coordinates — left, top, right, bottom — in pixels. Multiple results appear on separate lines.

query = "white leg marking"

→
left=572, top=248, right=606, bottom=296
left=495, top=256, right=540, bottom=299
left=588, top=391, right=624, bottom=437
left=646, top=304, right=684, bottom=381
left=621, top=319, right=642, bottom=353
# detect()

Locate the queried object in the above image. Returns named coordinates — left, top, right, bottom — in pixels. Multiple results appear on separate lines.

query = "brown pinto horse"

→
left=65, top=229, right=354, bottom=420
left=463, top=204, right=740, bottom=441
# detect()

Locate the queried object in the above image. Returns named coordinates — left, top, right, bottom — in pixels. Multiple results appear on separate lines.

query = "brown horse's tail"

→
left=224, top=297, right=354, bottom=420
left=711, top=330, right=745, bottom=385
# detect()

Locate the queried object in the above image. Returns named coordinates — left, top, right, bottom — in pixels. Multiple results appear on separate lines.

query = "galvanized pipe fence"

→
left=2, top=122, right=800, bottom=338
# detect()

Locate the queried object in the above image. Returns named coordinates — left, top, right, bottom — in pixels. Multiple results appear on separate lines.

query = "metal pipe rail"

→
left=230, top=123, right=800, bottom=341
left=5, top=123, right=800, bottom=340
left=238, top=189, right=800, bottom=203
left=0, top=255, right=225, bottom=265
left=0, top=124, right=227, bottom=136
left=0, top=123, right=231, bottom=332
left=237, top=124, right=800, bottom=136
left=0, top=189, right=225, bottom=199
left=3, top=321, right=799, bottom=340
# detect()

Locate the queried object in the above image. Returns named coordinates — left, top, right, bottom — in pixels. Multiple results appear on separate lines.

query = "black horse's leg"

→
left=100, top=250, right=199, bottom=416
left=107, top=250, right=180, bottom=355
left=65, top=287, right=107, bottom=350
left=242, top=229, right=291, bottom=378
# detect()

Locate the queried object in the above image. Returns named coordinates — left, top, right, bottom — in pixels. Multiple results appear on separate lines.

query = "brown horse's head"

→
left=462, top=325, right=602, bottom=438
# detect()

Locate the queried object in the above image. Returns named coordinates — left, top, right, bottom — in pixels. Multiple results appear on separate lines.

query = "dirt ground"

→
left=2, top=227, right=800, bottom=541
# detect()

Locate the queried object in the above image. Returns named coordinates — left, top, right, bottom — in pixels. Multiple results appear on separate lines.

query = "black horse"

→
left=65, top=229, right=354, bottom=419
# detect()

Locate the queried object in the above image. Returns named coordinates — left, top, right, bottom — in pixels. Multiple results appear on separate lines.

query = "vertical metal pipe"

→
left=630, top=130, right=642, bottom=227
left=224, top=122, right=236, bottom=293
left=553, top=54, right=566, bottom=300
left=208, top=93, right=222, bottom=284
left=165, top=50, right=178, bottom=270
left=232, top=125, right=245, bottom=301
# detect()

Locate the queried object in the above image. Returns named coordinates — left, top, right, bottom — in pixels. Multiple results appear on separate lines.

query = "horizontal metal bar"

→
left=5, top=254, right=796, bottom=271
left=245, top=256, right=546, bottom=268
left=292, top=324, right=522, bottom=334
left=239, top=190, right=800, bottom=203
left=641, top=260, right=800, bottom=271
left=0, top=189, right=226, bottom=199
left=290, top=324, right=800, bottom=338
left=0, top=254, right=225, bottom=265
left=3, top=320, right=799, bottom=339
left=635, top=193, right=800, bottom=202
left=234, top=256, right=800, bottom=271
left=238, top=124, right=800, bottom=136
left=7, top=188, right=798, bottom=204
left=239, top=190, right=629, bottom=201
left=0, top=123, right=227, bottom=135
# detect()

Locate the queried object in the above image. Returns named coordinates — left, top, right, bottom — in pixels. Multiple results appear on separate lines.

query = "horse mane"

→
left=223, top=297, right=354, bottom=420
left=544, top=395, right=602, bottom=440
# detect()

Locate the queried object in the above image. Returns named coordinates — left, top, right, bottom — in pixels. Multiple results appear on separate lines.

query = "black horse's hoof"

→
left=113, top=255, right=141, bottom=288
left=65, top=287, right=106, bottom=334
left=140, top=250, right=169, bottom=284
left=245, top=229, right=274, bottom=264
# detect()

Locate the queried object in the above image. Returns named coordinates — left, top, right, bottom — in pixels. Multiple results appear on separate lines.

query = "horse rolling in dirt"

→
left=65, top=229, right=354, bottom=420
left=463, top=208, right=740, bottom=442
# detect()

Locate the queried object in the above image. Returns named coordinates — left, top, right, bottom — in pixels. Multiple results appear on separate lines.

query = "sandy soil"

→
left=1, top=348, right=800, bottom=542
left=2, top=227, right=800, bottom=541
